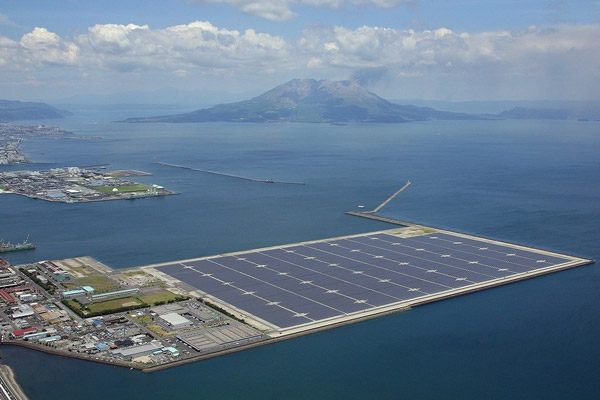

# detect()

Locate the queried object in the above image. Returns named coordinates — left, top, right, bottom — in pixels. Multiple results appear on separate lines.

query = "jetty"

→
left=154, top=162, right=306, bottom=185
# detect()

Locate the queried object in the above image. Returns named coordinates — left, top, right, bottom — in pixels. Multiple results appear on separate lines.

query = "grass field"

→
left=137, top=291, right=183, bottom=305
left=94, top=184, right=150, bottom=194
left=63, top=275, right=119, bottom=293
left=63, top=296, right=146, bottom=317
left=86, top=297, right=145, bottom=314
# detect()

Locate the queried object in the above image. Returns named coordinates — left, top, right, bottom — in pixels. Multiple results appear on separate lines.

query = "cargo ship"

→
left=0, top=237, right=36, bottom=253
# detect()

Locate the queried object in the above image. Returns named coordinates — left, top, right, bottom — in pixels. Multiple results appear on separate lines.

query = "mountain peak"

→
left=123, top=79, right=481, bottom=123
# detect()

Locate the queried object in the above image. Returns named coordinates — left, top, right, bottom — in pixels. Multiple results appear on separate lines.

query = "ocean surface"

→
left=1, top=107, right=598, bottom=399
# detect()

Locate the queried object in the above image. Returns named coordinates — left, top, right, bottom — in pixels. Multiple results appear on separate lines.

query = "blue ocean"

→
left=1, top=107, right=598, bottom=399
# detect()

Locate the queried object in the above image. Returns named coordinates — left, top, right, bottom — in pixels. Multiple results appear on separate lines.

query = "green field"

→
left=94, top=184, right=150, bottom=194
left=87, top=297, right=145, bottom=314
left=63, top=290, right=188, bottom=317
left=64, top=296, right=147, bottom=317
left=137, top=291, right=184, bottom=305
left=63, top=275, right=119, bottom=293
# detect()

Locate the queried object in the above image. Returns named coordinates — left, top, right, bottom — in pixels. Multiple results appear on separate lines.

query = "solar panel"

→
left=154, top=229, right=582, bottom=331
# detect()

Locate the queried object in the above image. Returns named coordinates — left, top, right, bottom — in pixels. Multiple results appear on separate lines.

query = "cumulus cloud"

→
left=0, top=21, right=289, bottom=75
left=303, top=24, right=600, bottom=76
left=0, top=21, right=598, bottom=99
left=188, top=0, right=411, bottom=21
left=0, top=27, right=79, bottom=70
left=77, top=21, right=288, bottom=72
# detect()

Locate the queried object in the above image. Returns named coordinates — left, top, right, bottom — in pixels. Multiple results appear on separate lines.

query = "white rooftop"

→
left=159, top=312, right=192, bottom=327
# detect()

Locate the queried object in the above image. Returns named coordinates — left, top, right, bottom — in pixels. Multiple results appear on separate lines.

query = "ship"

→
left=0, top=236, right=36, bottom=253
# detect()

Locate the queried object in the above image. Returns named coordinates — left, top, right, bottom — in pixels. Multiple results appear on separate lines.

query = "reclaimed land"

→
left=94, top=184, right=151, bottom=194
left=4, top=217, right=594, bottom=373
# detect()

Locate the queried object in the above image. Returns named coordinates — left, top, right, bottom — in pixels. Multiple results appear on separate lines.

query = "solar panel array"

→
left=157, top=231, right=571, bottom=329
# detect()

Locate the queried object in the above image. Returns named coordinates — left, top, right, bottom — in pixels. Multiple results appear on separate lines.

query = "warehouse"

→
left=159, top=312, right=192, bottom=329
left=111, top=341, right=162, bottom=359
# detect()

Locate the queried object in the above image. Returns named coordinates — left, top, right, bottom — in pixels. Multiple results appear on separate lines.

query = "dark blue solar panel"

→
left=156, top=230, right=576, bottom=329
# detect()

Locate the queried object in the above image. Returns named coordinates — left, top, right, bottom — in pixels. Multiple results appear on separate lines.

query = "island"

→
left=0, top=167, right=176, bottom=203
left=123, top=79, right=483, bottom=124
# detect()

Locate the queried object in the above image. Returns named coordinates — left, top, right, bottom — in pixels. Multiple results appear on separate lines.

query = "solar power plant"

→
left=154, top=229, right=586, bottom=332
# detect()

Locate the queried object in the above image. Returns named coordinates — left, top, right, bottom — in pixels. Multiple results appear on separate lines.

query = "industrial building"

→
left=62, top=289, right=86, bottom=298
left=90, top=287, right=139, bottom=302
left=39, top=335, right=62, bottom=343
left=162, top=347, right=179, bottom=357
left=23, top=328, right=57, bottom=341
left=11, top=304, right=34, bottom=319
left=38, top=261, right=70, bottom=281
left=111, top=341, right=163, bottom=359
left=61, top=286, right=94, bottom=299
left=11, top=327, right=37, bottom=338
left=159, top=312, right=192, bottom=329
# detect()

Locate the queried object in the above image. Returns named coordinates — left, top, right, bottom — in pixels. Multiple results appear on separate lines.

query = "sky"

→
left=0, top=0, right=599, bottom=103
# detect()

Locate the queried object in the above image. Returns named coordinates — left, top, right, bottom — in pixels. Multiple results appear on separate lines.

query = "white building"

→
left=159, top=312, right=192, bottom=329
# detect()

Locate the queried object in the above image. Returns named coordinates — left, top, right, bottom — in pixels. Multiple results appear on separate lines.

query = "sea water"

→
left=1, top=108, right=599, bottom=399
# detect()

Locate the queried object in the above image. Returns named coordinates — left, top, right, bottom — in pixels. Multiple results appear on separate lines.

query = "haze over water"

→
left=1, top=107, right=599, bottom=399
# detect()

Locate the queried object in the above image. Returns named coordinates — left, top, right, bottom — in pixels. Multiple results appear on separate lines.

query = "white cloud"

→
left=8, top=27, right=80, bottom=69
left=302, top=24, right=600, bottom=74
left=0, top=21, right=598, bottom=100
left=299, top=24, right=600, bottom=98
left=75, top=21, right=289, bottom=73
left=187, top=0, right=411, bottom=21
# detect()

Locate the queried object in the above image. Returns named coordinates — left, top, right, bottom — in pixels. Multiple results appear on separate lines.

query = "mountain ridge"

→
left=0, top=100, right=72, bottom=122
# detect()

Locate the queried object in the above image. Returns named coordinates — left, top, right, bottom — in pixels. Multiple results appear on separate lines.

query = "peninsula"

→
left=0, top=100, right=72, bottom=122
left=0, top=123, right=70, bottom=165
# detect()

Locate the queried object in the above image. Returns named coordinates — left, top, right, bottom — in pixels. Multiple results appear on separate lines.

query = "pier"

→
left=365, top=181, right=411, bottom=214
left=154, top=162, right=306, bottom=185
